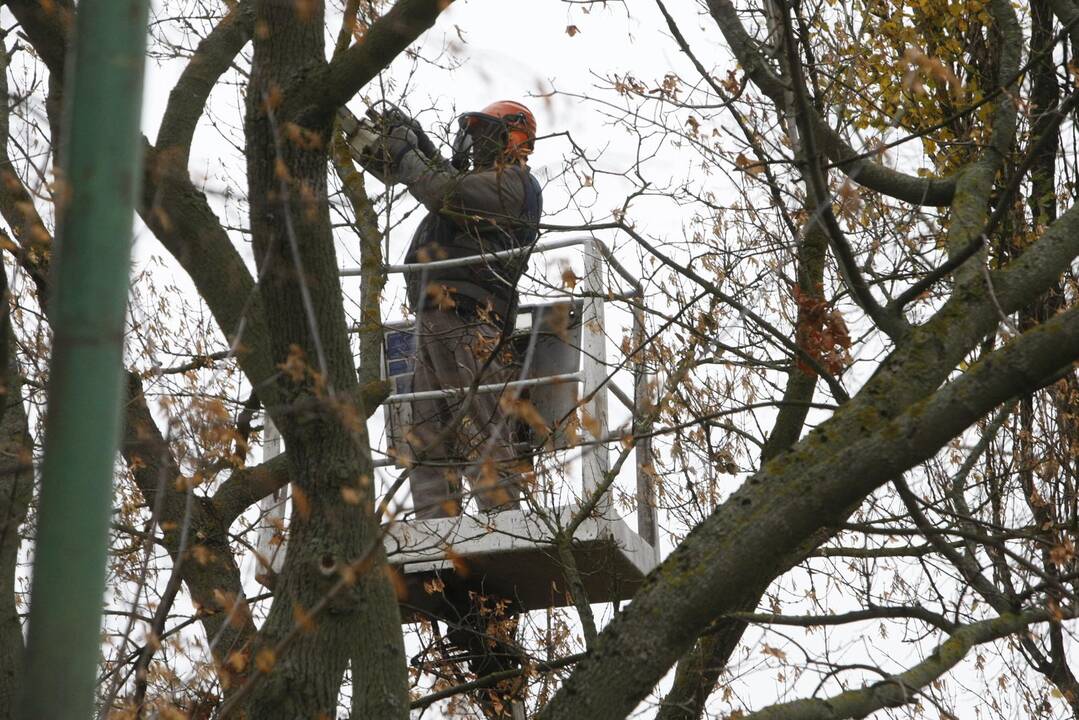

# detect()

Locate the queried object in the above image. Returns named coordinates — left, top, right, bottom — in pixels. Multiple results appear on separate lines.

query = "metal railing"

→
left=344, top=235, right=658, bottom=550
left=250, top=236, right=661, bottom=593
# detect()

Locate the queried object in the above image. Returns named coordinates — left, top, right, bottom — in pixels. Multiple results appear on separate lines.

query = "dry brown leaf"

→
left=255, top=648, right=276, bottom=673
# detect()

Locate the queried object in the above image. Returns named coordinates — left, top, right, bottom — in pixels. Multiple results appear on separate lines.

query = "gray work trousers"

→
left=407, top=308, right=522, bottom=519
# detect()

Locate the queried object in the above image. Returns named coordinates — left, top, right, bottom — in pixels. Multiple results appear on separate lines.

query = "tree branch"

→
left=772, top=0, right=907, bottom=340
left=728, top=605, right=956, bottom=634
left=140, top=141, right=281, bottom=411
left=121, top=374, right=257, bottom=686
left=704, top=0, right=957, bottom=206
left=285, top=0, right=455, bottom=125
left=210, top=377, right=388, bottom=524
left=0, top=42, right=52, bottom=305
left=740, top=609, right=1065, bottom=720
left=411, top=653, right=585, bottom=711
left=211, top=453, right=290, bottom=526
left=6, top=0, right=72, bottom=80
left=156, top=2, right=255, bottom=160
left=1049, top=0, right=1079, bottom=47
left=537, top=280, right=1079, bottom=720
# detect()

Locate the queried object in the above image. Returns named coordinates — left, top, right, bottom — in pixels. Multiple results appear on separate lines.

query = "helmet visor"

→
left=458, top=111, right=530, bottom=131
left=453, top=111, right=533, bottom=167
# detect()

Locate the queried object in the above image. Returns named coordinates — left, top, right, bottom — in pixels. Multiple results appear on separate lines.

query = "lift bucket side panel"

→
left=380, top=301, right=583, bottom=464
left=514, top=300, right=583, bottom=450
left=383, top=323, right=416, bottom=465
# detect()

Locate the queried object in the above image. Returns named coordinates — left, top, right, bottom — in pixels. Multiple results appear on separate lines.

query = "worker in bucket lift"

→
left=343, top=100, right=543, bottom=520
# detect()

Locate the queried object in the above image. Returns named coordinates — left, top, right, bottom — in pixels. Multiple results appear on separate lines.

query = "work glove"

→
left=339, top=106, right=422, bottom=183
left=376, top=122, right=421, bottom=165
left=364, top=123, right=421, bottom=184
left=339, top=107, right=380, bottom=160
left=375, top=107, right=439, bottom=160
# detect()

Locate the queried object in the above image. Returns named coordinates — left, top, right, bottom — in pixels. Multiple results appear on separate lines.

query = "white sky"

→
left=8, top=0, right=1045, bottom=716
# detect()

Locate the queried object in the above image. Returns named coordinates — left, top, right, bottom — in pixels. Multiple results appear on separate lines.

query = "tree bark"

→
left=0, top=336, right=32, bottom=720
left=538, top=288, right=1079, bottom=720
left=239, top=1, right=407, bottom=715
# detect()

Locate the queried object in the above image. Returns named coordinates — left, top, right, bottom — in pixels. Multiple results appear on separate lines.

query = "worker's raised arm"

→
left=342, top=108, right=530, bottom=223
left=341, top=108, right=452, bottom=192
left=396, top=150, right=527, bottom=222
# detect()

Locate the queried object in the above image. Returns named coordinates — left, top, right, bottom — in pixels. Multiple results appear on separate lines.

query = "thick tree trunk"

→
left=241, top=1, right=407, bottom=716
left=0, top=350, right=32, bottom=720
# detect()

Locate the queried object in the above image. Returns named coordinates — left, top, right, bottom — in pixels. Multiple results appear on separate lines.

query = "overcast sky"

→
left=121, top=5, right=997, bottom=717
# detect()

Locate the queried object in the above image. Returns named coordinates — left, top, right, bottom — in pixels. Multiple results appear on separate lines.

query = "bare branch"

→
left=538, top=282, right=1079, bottom=720
left=728, top=605, right=956, bottom=634
left=156, top=2, right=255, bottom=160
left=704, top=0, right=957, bottom=206
left=286, top=0, right=455, bottom=126
left=741, top=609, right=1066, bottom=720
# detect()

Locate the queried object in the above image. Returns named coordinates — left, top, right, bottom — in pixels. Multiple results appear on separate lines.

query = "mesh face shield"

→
left=450, top=111, right=530, bottom=170
left=450, top=116, right=477, bottom=171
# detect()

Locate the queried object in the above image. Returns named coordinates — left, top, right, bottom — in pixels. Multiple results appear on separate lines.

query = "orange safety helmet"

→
left=453, top=100, right=537, bottom=167
left=477, top=100, right=537, bottom=159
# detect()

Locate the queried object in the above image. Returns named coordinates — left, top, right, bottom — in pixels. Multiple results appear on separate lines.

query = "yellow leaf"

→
left=227, top=650, right=248, bottom=673
left=734, top=152, right=764, bottom=176
left=292, top=602, right=316, bottom=633
left=255, top=648, right=276, bottom=674
left=279, top=344, right=308, bottom=382
left=340, top=486, right=362, bottom=505
left=761, top=644, right=787, bottom=661
left=581, top=409, right=602, bottom=439
left=291, top=483, right=311, bottom=520
left=190, top=544, right=213, bottom=565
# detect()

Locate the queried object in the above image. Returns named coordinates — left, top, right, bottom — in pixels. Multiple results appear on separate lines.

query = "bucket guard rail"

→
left=253, top=236, right=659, bottom=620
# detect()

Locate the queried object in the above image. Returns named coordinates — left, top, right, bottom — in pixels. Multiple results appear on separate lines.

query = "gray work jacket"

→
left=392, top=150, right=542, bottom=322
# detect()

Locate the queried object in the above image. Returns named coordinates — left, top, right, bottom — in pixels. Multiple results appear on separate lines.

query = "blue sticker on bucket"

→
left=387, top=359, right=413, bottom=377
left=386, top=331, right=415, bottom=360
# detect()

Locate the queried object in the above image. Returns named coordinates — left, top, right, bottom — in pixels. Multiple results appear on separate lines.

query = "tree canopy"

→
left=4, top=0, right=1079, bottom=718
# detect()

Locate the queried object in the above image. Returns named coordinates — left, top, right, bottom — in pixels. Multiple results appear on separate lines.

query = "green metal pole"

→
left=18, top=1, right=149, bottom=717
